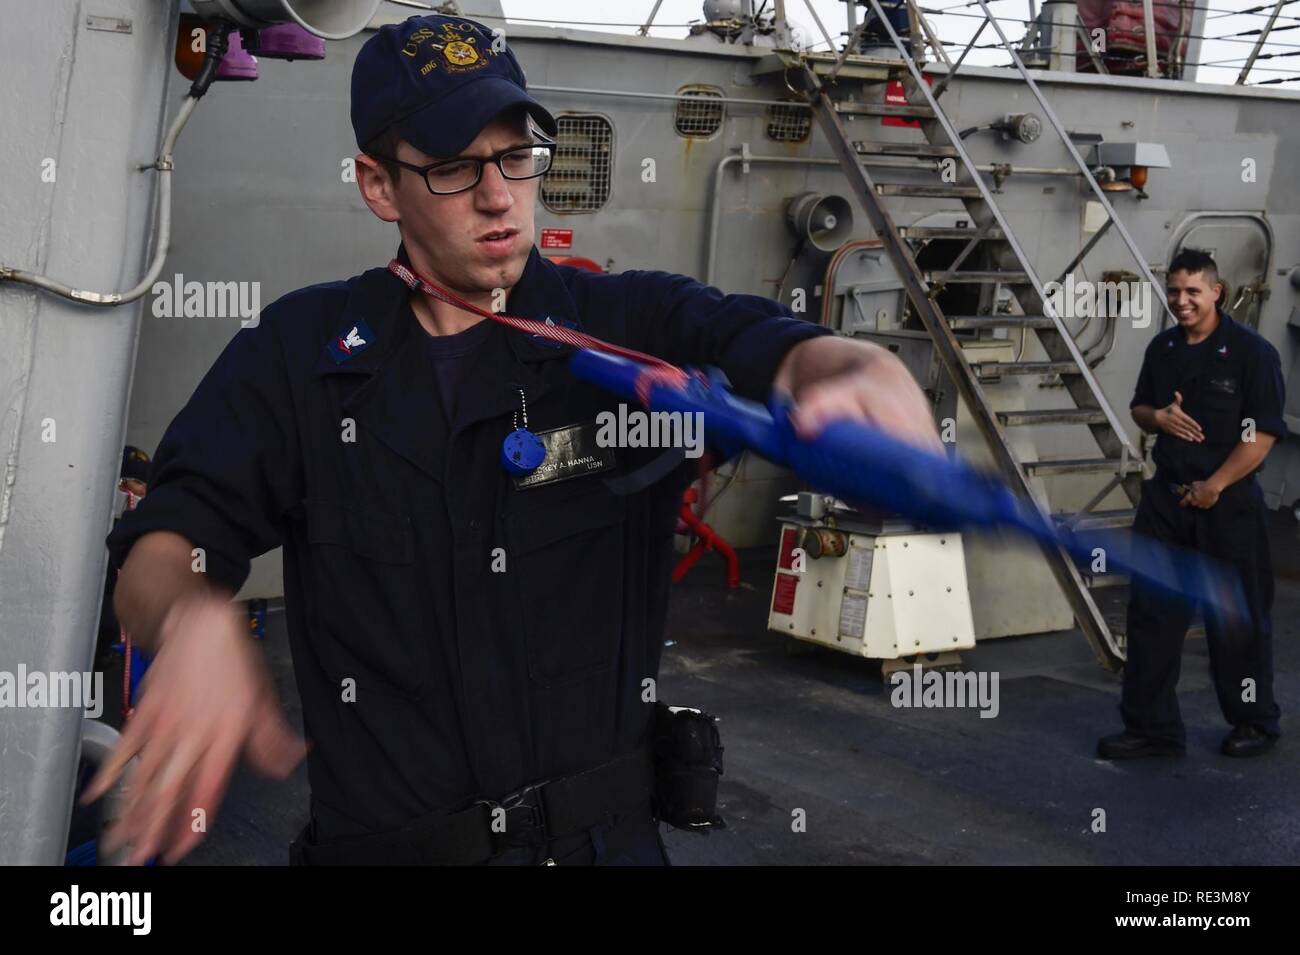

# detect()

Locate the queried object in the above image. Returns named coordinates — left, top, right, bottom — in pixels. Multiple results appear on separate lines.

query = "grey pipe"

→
left=529, top=83, right=818, bottom=110
left=0, top=94, right=199, bottom=306
left=861, top=157, right=1083, bottom=177
left=706, top=146, right=1086, bottom=284
left=707, top=147, right=844, bottom=284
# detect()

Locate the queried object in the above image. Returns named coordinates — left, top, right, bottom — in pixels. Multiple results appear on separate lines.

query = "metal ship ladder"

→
left=787, top=0, right=1179, bottom=671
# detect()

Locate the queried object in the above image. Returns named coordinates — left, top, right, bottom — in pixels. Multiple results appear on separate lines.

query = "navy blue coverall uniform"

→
left=106, top=243, right=833, bottom=864
left=1122, top=309, right=1287, bottom=744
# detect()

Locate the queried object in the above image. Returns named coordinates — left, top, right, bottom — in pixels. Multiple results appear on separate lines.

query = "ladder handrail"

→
left=968, top=0, right=1178, bottom=331
left=865, top=0, right=1145, bottom=466
left=1237, top=0, right=1288, bottom=85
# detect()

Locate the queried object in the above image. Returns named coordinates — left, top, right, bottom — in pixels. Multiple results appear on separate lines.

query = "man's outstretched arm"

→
left=112, top=530, right=226, bottom=656
left=87, top=310, right=310, bottom=865
left=87, top=535, right=304, bottom=864
left=625, top=271, right=940, bottom=450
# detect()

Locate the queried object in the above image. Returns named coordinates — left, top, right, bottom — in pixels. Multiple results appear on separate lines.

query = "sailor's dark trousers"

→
left=1121, top=476, right=1281, bottom=743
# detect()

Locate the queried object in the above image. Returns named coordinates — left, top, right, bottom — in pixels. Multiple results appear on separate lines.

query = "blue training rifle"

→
left=569, top=348, right=1247, bottom=628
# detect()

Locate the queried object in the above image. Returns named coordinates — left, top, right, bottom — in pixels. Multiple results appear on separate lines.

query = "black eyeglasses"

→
left=367, top=140, right=556, bottom=195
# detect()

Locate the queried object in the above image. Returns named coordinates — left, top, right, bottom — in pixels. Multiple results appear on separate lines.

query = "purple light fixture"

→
left=251, top=22, right=327, bottom=61
left=215, top=28, right=258, bottom=81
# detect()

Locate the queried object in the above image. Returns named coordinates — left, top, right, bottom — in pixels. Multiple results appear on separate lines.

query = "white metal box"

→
left=768, top=523, right=977, bottom=659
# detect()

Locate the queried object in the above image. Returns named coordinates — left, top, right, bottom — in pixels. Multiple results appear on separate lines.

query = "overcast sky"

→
left=489, top=0, right=1297, bottom=88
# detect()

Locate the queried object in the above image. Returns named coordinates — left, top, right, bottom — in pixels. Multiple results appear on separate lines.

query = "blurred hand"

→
left=1179, top=479, right=1222, bottom=509
left=82, top=594, right=306, bottom=864
left=778, top=337, right=943, bottom=453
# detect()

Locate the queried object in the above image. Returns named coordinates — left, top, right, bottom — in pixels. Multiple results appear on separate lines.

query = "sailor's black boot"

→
left=1097, top=731, right=1186, bottom=760
left=1220, top=725, right=1278, bottom=758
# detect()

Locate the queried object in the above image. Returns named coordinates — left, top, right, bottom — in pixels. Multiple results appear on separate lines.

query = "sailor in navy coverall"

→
left=1099, top=249, right=1286, bottom=761
left=91, top=14, right=939, bottom=865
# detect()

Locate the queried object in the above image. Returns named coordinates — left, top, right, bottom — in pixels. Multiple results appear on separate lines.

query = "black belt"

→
left=290, top=745, right=655, bottom=866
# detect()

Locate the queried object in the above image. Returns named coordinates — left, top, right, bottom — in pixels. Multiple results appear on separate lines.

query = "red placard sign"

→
left=777, top=527, right=798, bottom=570
left=772, top=573, right=799, bottom=616
left=882, top=75, right=934, bottom=128
left=540, top=228, right=573, bottom=249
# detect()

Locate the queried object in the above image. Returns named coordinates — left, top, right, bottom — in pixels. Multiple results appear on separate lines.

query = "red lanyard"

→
left=388, top=258, right=716, bottom=503
left=387, top=258, right=688, bottom=401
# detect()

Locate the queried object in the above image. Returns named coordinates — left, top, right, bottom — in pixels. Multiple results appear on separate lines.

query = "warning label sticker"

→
left=838, top=593, right=868, bottom=640
left=772, top=573, right=799, bottom=616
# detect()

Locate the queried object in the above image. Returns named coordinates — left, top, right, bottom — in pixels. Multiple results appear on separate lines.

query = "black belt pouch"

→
left=651, top=702, right=726, bottom=831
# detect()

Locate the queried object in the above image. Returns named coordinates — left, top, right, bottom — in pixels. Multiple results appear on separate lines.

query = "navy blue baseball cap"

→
left=351, top=14, right=557, bottom=160
left=120, top=445, right=151, bottom=484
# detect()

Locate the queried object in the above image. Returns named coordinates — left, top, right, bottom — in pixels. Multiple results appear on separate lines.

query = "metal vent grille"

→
left=541, top=115, right=613, bottom=214
left=767, top=102, right=811, bottom=143
left=674, top=87, right=724, bottom=137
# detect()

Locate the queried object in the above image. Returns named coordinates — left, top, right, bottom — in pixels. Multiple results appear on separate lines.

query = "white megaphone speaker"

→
left=786, top=192, right=854, bottom=253
left=189, top=0, right=382, bottom=40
